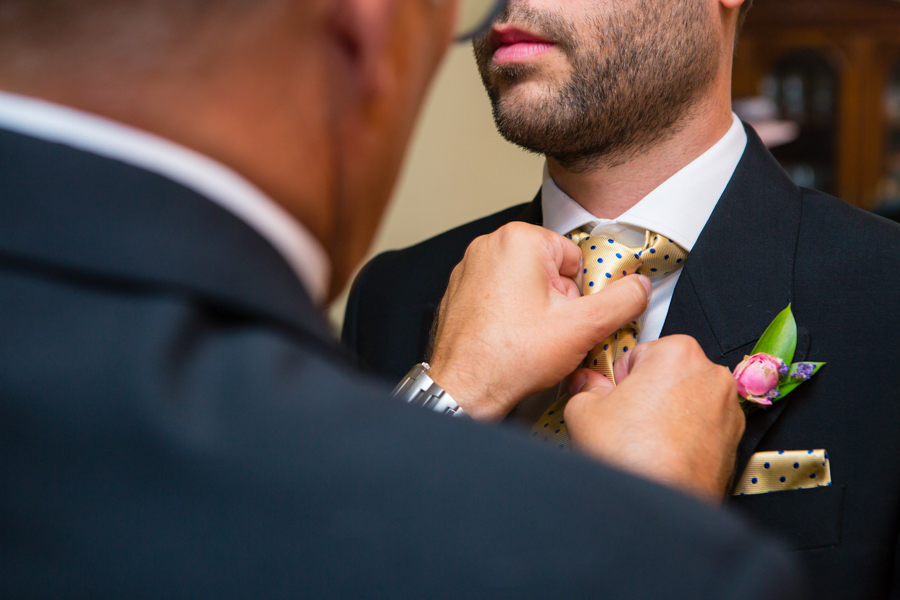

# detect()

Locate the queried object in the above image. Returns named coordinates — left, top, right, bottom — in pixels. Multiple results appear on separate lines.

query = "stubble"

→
left=473, top=0, right=719, bottom=171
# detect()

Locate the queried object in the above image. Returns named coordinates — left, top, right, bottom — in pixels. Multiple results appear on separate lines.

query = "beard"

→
left=473, top=0, right=719, bottom=171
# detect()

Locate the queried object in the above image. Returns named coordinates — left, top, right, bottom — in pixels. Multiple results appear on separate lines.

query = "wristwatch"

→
left=392, top=363, right=469, bottom=418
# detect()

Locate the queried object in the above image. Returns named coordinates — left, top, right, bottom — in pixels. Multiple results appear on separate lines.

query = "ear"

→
left=327, top=0, right=401, bottom=99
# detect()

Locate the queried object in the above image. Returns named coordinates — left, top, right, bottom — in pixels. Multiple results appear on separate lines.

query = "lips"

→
left=489, top=26, right=556, bottom=64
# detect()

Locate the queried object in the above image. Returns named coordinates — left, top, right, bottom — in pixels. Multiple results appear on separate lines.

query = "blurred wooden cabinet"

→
left=733, top=0, right=900, bottom=208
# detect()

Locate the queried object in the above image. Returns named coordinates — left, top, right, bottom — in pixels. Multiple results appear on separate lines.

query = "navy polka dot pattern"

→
left=733, top=449, right=832, bottom=496
left=531, top=228, right=688, bottom=448
left=574, top=228, right=687, bottom=385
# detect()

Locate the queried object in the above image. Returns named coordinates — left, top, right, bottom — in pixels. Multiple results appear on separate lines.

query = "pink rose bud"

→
left=733, top=353, right=787, bottom=406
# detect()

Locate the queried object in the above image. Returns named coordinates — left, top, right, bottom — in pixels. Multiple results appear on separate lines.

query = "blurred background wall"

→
left=732, top=0, right=900, bottom=211
left=330, top=0, right=900, bottom=327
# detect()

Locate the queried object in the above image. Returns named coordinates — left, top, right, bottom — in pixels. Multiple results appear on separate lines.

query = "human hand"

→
left=564, top=335, right=745, bottom=502
left=427, top=223, right=651, bottom=421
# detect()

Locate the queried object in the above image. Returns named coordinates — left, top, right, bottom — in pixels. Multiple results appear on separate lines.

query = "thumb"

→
left=571, top=275, right=652, bottom=346
left=562, top=369, right=616, bottom=446
left=613, top=348, right=633, bottom=383
left=568, top=368, right=616, bottom=398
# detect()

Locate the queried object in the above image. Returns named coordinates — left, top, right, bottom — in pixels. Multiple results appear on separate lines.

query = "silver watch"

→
left=392, top=363, right=469, bottom=418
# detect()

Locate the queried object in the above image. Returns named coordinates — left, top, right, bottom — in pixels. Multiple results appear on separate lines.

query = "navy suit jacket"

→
left=344, top=125, right=900, bottom=599
left=0, top=128, right=800, bottom=597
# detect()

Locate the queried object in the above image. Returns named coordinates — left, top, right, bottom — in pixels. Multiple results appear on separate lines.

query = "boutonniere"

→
left=733, top=305, right=825, bottom=414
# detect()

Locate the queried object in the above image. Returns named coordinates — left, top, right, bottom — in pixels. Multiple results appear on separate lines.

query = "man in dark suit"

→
left=344, top=0, right=900, bottom=597
left=0, top=0, right=803, bottom=597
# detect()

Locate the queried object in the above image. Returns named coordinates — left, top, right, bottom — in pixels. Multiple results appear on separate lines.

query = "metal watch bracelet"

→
left=392, top=363, right=469, bottom=418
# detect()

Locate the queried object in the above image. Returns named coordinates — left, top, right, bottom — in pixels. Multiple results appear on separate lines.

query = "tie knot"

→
left=570, top=228, right=688, bottom=294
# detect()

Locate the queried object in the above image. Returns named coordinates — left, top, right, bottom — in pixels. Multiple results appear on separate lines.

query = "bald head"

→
left=0, top=0, right=284, bottom=76
left=0, top=0, right=260, bottom=38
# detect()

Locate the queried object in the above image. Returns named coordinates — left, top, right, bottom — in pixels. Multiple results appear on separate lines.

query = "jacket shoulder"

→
left=795, top=188, right=900, bottom=321
left=802, top=187, right=900, bottom=227
left=799, top=188, right=900, bottom=251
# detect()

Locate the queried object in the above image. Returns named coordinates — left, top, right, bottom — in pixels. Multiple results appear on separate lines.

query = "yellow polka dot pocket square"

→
left=733, top=449, right=832, bottom=496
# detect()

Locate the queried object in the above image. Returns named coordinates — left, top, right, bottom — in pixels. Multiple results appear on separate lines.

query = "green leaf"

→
left=774, top=362, right=826, bottom=399
left=751, top=305, right=797, bottom=364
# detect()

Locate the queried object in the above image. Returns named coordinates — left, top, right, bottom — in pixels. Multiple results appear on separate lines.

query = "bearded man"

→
left=344, top=0, right=900, bottom=596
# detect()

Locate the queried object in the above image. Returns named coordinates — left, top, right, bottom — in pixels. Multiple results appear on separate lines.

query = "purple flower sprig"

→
left=792, top=363, right=816, bottom=380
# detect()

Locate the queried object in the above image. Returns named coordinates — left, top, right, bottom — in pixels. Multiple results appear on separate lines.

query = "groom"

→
left=344, top=0, right=900, bottom=596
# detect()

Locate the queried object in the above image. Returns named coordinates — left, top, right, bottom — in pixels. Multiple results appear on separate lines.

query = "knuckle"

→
left=461, top=239, right=480, bottom=261
left=716, top=367, right=739, bottom=405
left=717, top=365, right=737, bottom=387
left=471, top=232, right=490, bottom=249
left=675, top=334, right=702, bottom=353
left=496, top=222, right=527, bottom=242
left=447, top=262, right=464, bottom=284
left=653, top=335, right=696, bottom=360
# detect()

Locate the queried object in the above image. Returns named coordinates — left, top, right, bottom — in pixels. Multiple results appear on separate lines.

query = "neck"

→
left=547, top=96, right=734, bottom=220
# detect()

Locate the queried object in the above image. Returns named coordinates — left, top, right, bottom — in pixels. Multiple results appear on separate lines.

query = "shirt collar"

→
left=0, top=91, right=330, bottom=305
left=541, top=113, right=748, bottom=251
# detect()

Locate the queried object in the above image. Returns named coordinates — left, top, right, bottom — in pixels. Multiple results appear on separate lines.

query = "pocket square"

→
left=733, top=449, right=832, bottom=496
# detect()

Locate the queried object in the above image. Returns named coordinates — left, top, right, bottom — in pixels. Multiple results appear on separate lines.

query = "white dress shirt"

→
left=0, top=91, right=330, bottom=304
left=541, top=113, right=748, bottom=345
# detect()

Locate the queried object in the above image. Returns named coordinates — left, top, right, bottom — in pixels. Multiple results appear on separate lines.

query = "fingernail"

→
left=568, top=371, right=588, bottom=396
left=637, top=274, right=652, bottom=299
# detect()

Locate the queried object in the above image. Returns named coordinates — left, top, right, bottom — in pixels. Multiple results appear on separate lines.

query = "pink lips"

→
left=490, top=26, right=556, bottom=64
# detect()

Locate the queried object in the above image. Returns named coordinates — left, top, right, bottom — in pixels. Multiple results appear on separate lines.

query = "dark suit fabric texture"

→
left=344, top=124, right=900, bottom=599
left=0, top=128, right=803, bottom=598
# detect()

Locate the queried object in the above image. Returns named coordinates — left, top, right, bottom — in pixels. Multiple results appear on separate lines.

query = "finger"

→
left=571, top=275, right=652, bottom=344
left=559, top=276, right=582, bottom=300
left=569, top=368, right=615, bottom=397
left=563, top=371, right=617, bottom=448
left=616, top=340, right=656, bottom=379
left=546, top=230, right=585, bottom=280
left=613, top=349, right=632, bottom=382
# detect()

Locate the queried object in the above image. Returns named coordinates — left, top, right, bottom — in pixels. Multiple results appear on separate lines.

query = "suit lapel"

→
left=661, top=125, right=804, bottom=479
left=516, top=191, right=544, bottom=226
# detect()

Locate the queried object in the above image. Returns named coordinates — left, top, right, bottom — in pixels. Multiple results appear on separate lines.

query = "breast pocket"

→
left=729, top=484, right=846, bottom=551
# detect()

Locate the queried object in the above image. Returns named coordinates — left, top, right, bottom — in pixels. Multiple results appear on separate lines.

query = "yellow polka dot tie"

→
left=531, top=229, right=689, bottom=448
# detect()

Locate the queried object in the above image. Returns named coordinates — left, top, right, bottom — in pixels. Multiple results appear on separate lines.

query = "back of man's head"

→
left=0, top=0, right=275, bottom=77
left=0, top=0, right=459, bottom=300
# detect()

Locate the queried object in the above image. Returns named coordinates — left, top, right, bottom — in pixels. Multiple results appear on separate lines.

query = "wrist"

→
left=392, top=363, right=469, bottom=418
left=427, top=361, right=510, bottom=422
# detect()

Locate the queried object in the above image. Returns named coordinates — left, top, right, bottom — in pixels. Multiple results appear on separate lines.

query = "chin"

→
left=494, top=82, right=555, bottom=116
